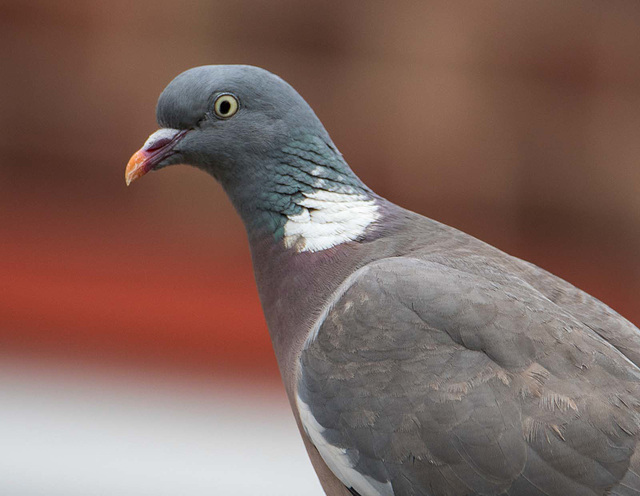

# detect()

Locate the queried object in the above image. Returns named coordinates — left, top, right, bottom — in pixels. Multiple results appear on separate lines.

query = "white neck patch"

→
left=283, top=190, right=379, bottom=253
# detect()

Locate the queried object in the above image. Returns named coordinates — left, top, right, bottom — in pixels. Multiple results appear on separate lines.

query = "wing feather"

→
left=297, top=257, right=640, bottom=496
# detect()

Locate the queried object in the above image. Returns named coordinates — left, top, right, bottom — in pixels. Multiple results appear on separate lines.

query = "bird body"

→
left=126, top=65, right=640, bottom=496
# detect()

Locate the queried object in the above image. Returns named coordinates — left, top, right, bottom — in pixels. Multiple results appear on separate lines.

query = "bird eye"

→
left=213, top=94, right=239, bottom=118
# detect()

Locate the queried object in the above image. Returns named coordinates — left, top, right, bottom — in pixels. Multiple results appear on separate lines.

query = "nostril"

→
left=142, top=128, right=182, bottom=152
left=145, top=136, right=172, bottom=152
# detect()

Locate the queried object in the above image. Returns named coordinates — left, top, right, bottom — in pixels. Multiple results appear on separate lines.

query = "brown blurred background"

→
left=1, top=1, right=639, bottom=493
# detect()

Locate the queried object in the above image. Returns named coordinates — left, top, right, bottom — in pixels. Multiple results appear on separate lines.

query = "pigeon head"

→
left=126, top=65, right=379, bottom=253
left=126, top=65, right=330, bottom=186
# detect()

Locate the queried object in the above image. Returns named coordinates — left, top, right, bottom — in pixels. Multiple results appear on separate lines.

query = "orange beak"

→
left=125, top=128, right=188, bottom=186
left=125, top=149, right=151, bottom=186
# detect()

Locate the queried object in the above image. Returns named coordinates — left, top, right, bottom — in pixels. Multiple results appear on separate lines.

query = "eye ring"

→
left=213, top=93, right=239, bottom=119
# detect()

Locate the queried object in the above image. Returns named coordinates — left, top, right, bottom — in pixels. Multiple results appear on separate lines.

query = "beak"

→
left=125, top=128, right=188, bottom=186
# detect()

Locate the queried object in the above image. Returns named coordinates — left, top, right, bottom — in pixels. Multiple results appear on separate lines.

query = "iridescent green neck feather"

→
left=237, top=134, right=380, bottom=253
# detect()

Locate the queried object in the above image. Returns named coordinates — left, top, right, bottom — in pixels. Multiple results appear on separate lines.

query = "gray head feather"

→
left=157, top=65, right=319, bottom=130
left=155, top=65, right=331, bottom=175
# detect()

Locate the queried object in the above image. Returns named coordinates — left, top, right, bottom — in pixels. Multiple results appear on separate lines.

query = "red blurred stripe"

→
left=0, top=220, right=280, bottom=381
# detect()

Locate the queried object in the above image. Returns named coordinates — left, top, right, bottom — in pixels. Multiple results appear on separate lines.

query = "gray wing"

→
left=422, top=242, right=640, bottom=369
left=297, top=257, right=640, bottom=496
left=515, top=257, right=640, bottom=368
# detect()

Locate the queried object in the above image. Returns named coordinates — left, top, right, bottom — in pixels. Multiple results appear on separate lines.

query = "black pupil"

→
left=219, top=99, right=231, bottom=115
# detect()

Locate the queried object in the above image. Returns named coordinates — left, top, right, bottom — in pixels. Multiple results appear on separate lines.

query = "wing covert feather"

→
left=297, top=257, right=640, bottom=496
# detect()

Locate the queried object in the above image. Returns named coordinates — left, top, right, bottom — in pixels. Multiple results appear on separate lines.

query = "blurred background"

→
left=1, top=1, right=640, bottom=494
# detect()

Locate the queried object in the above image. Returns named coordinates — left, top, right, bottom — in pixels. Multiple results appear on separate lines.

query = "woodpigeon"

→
left=126, top=65, right=640, bottom=496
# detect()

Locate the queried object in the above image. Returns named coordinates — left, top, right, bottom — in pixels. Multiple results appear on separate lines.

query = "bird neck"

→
left=227, top=134, right=381, bottom=254
left=242, top=194, right=412, bottom=400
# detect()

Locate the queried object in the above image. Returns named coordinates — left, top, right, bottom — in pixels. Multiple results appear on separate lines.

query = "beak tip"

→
left=125, top=150, right=147, bottom=186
